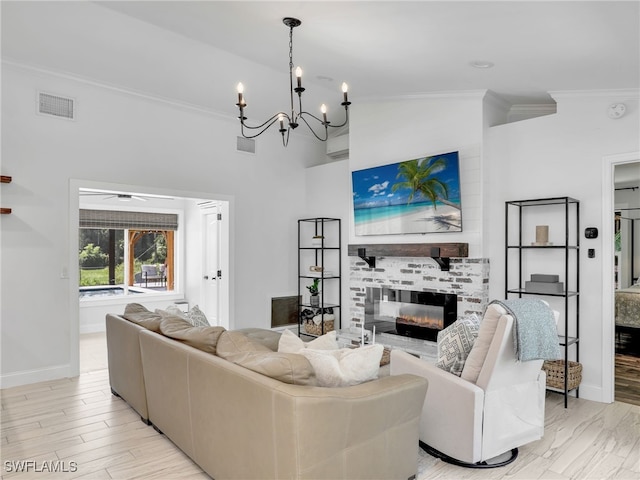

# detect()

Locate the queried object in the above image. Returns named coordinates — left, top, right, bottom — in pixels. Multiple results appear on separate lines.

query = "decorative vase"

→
left=310, top=295, right=319, bottom=307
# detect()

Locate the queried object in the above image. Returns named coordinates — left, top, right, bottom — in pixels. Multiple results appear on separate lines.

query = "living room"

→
left=1, top=1, right=639, bottom=478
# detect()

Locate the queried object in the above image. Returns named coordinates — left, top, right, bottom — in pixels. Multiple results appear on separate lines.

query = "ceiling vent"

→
left=38, top=92, right=75, bottom=120
left=236, top=136, right=256, bottom=154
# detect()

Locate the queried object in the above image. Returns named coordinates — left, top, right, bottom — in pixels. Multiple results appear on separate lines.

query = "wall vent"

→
left=236, top=136, right=256, bottom=154
left=38, top=92, right=75, bottom=120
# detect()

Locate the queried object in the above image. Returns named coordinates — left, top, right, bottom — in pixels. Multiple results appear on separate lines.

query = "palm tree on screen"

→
left=391, top=157, right=459, bottom=210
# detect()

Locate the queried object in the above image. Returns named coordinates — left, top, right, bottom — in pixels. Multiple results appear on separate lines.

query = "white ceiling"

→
left=2, top=1, right=639, bottom=120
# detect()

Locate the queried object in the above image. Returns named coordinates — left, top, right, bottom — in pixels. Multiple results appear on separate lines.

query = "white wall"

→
left=488, top=90, right=640, bottom=402
left=348, top=93, right=486, bottom=256
left=0, top=63, right=323, bottom=387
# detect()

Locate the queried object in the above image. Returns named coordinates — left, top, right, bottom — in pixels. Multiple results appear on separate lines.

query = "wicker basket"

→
left=542, top=360, right=582, bottom=390
left=303, top=319, right=334, bottom=336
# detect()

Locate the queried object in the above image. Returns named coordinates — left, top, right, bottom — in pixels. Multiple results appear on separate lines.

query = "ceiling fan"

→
left=79, top=190, right=173, bottom=202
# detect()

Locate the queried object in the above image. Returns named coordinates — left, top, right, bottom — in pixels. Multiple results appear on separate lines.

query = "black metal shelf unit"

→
left=297, top=217, right=341, bottom=337
left=505, top=196, right=580, bottom=408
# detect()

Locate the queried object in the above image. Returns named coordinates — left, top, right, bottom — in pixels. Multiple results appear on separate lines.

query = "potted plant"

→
left=306, top=278, right=320, bottom=306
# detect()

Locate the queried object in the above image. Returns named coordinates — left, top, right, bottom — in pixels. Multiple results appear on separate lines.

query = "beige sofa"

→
left=106, top=312, right=428, bottom=480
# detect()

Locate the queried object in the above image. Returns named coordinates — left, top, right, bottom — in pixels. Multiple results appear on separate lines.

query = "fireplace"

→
left=364, top=287, right=457, bottom=342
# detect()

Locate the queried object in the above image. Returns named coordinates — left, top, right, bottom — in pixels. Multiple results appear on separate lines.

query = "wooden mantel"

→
left=347, top=243, right=468, bottom=271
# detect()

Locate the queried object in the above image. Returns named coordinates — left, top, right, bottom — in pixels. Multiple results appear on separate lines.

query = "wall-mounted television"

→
left=352, top=151, right=462, bottom=236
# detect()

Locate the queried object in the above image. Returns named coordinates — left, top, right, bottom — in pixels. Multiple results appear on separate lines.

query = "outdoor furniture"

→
left=141, top=264, right=165, bottom=287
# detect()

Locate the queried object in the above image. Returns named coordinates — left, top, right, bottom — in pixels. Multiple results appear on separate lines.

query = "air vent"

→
left=236, top=136, right=256, bottom=154
left=38, top=92, right=75, bottom=119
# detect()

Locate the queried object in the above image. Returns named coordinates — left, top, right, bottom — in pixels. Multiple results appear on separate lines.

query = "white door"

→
left=203, top=209, right=221, bottom=325
left=202, top=202, right=230, bottom=329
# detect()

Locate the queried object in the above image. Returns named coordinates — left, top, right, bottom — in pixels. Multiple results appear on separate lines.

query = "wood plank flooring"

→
left=1, top=333, right=638, bottom=479
left=615, top=354, right=640, bottom=407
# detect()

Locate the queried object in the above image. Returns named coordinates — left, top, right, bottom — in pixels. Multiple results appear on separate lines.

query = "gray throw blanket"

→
left=490, top=299, right=560, bottom=362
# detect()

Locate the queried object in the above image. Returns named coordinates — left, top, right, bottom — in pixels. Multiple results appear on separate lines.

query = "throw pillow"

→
left=186, top=305, right=210, bottom=327
left=222, top=351, right=318, bottom=386
left=216, top=331, right=272, bottom=359
left=237, top=328, right=282, bottom=352
left=278, top=329, right=339, bottom=354
left=436, top=314, right=480, bottom=376
left=299, top=344, right=384, bottom=387
left=461, top=304, right=505, bottom=383
left=159, top=315, right=225, bottom=354
left=123, top=303, right=163, bottom=332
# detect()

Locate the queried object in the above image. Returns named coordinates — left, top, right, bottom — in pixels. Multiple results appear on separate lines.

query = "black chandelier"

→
left=235, top=17, right=351, bottom=147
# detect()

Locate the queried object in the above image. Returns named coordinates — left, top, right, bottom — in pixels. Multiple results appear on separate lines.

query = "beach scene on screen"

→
left=352, top=151, right=462, bottom=235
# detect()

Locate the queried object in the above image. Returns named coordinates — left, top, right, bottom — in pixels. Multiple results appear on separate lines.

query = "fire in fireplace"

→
left=365, top=287, right=457, bottom=341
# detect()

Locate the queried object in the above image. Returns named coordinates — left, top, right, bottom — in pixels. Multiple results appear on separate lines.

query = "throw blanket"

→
left=491, top=299, right=560, bottom=362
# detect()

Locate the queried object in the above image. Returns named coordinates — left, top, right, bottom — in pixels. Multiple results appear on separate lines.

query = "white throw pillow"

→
left=300, top=344, right=384, bottom=387
left=278, top=328, right=339, bottom=353
left=436, top=314, right=480, bottom=376
left=461, top=304, right=505, bottom=383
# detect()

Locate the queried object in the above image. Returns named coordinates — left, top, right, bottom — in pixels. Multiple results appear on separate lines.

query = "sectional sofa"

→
left=105, top=308, right=428, bottom=480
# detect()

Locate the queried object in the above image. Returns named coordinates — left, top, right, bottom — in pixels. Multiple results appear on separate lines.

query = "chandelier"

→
left=235, top=17, right=351, bottom=147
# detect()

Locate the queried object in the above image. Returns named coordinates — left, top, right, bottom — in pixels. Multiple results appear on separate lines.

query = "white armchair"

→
left=391, top=303, right=558, bottom=467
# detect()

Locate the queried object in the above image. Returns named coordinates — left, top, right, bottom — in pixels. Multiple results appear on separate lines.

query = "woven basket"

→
left=303, top=319, right=334, bottom=336
left=542, top=360, right=582, bottom=390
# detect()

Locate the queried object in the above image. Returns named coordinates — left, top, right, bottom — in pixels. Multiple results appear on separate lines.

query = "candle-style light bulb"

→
left=236, top=82, right=244, bottom=105
left=278, top=114, right=285, bottom=130
left=295, top=66, right=303, bottom=89
left=320, top=104, right=328, bottom=124
left=341, top=82, right=349, bottom=103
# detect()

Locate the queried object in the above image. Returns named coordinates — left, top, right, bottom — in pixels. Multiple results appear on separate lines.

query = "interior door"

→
left=203, top=209, right=221, bottom=325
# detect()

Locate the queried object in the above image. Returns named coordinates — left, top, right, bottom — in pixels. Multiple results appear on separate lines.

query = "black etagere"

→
left=297, top=217, right=341, bottom=337
left=505, top=197, right=580, bottom=408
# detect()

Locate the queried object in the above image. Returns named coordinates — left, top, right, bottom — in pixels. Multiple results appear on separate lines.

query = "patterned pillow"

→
left=186, top=305, right=210, bottom=327
left=436, top=314, right=480, bottom=376
left=158, top=304, right=211, bottom=328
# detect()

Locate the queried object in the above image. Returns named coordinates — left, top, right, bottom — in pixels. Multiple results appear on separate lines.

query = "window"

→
left=79, top=209, right=178, bottom=294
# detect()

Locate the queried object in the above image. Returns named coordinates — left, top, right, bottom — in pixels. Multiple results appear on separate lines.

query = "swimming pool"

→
left=79, top=286, right=144, bottom=299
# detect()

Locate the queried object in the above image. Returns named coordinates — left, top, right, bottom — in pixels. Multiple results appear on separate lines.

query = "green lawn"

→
left=80, top=267, right=124, bottom=286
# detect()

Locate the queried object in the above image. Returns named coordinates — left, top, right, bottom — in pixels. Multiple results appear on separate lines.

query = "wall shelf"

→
left=1, top=175, right=12, bottom=214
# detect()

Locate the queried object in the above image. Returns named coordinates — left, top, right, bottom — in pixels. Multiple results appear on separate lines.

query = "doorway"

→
left=613, top=161, right=640, bottom=405
left=70, top=180, right=232, bottom=376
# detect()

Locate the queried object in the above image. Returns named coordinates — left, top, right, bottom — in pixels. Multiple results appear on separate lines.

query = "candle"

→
left=236, top=82, right=244, bottom=105
left=295, top=67, right=302, bottom=88
left=278, top=114, right=284, bottom=130
left=321, top=104, right=327, bottom=124
left=536, top=225, right=549, bottom=244
left=342, top=82, right=349, bottom=103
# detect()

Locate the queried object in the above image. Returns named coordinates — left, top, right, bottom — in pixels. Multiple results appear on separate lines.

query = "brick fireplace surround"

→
left=349, top=256, right=490, bottom=331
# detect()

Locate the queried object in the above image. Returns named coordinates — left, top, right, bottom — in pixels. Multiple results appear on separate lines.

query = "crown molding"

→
left=359, top=89, right=488, bottom=103
left=549, top=89, right=640, bottom=101
left=2, top=58, right=234, bottom=121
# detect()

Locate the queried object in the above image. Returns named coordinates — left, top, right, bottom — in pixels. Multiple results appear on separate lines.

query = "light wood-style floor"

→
left=1, top=335, right=639, bottom=479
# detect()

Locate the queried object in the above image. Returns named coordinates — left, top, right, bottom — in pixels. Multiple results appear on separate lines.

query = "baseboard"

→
left=577, top=383, right=608, bottom=403
left=80, top=324, right=106, bottom=334
left=0, top=364, right=71, bottom=389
